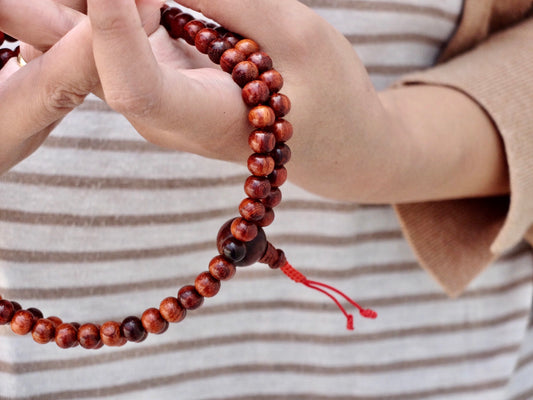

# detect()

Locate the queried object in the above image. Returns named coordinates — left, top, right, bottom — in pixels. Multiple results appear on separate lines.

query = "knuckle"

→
left=44, top=83, right=88, bottom=113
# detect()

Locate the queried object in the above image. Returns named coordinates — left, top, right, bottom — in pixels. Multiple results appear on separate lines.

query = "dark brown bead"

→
left=268, top=166, right=288, bottom=187
left=216, top=218, right=267, bottom=266
left=242, top=80, right=270, bottom=107
left=55, top=323, right=78, bottom=348
left=160, top=3, right=171, bottom=16
left=223, top=32, right=242, bottom=47
left=208, top=256, right=237, bottom=281
left=178, top=285, right=204, bottom=310
left=159, top=297, right=187, bottom=323
left=0, top=32, right=4, bottom=46
left=249, top=105, right=276, bottom=128
left=214, top=26, right=229, bottom=36
left=270, top=143, right=292, bottom=166
left=248, top=130, right=276, bottom=153
left=11, top=310, right=35, bottom=335
left=232, top=61, right=259, bottom=87
left=47, top=316, right=62, bottom=328
left=235, top=39, right=260, bottom=57
left=183, top=20, right=206, bottom=45
left=257, top=207, right=275, bottom=227
left=272, top=119, right=293, bottom=142
left=0, top=48, right=16, bottom=69
left=11, top=301, right=22, bottom=312
left=248, top=154, right=275, bottom=177
left=248, top=51, right=273, bottom=73
left=4, top=33, right=16, bottom=42
left=262, top=187, right=282, bottom=208
left=260, top=69, right=284, bottom=93
left=100, top=321, right=126, bottom=347
left=244, top=175, right=271, bottom=199
left=220, top=48, right=246, bottom=73
left=78, top=323, right=101, bottom=349
left=142, top=308, right=169, bottom=334
left=231, top=217, right=259, bottom=242
left=195, top=272, right=221, bottom=298
left=28, top=307, right=44, bottom=319
left=207, top=38, right=233, bottom=64
left=194, top=28, right=219, bottom=54
left=0, top=300, right=15, bottom=325
left=168, top=13, right=193, bottom=39
left=121, top=316, right=147, bottom=343
left=32, top=318, right=55, bottom=344
left=160, top=7, right=181, bottom=32
left=239, top=198, right=266, bottom=222
left=269, top=93, right=291, bottom=118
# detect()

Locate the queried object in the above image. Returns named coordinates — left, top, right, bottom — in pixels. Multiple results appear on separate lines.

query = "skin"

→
left=0, top=0, right=509, bottom=203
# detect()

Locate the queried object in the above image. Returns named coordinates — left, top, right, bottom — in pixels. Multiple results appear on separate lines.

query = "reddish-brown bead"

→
left=242, top=80, right=270, bottom=107
left=272, top=119, right=293, bottom=142
left=269, top=93, right=291, bottom=117
left=55, top=323, right=78, bottom=348
left=259, top=242, right=278, bottom=265
left=195, top=271, right=221, bottom=298
left=270, top=249, right=287, bottom=269
left=208, top=38, right=233, bottom=64
left=257, top=207, right=275, bottom=227
left=32, top=318, right=56, bottom=344
left=11, top=310, right=35, bottom=335
left=0, top=48, right=16, bottom=69
left=220, top=48, right=246, bottom=73
left=11, top=301, right=22, bottom=312
left=232, top=61, right=259, bottom=87
left=235, top=39, right=260, bottom=57
left=223, top=32, right=242, bottom=47
left=194, top=28, right=219, bottom=54
left=208, top=255, right=237, bottom=281
left=159, top=297, right=187, bottom=323
left=248, top=154, right=275, bottom=176
left=248, top=130, right=276, bottom=154
left=248, top=51, right=273, bottom=73
left=217, top=219, right=267, bottom=266
left=260, top=69, right=284, bottom=93
left=231, top=217, right=259, bottom=242
left=183, top=20, right=206, bottom=45
left=0, top=300, right=15, bottom=325
left=270, top=143, right=292, bottom=166
left=47, top=316, right=63, bottom=328
left=244, top=175, right=271, bottom=199
left=78, top=323, right=101, bottom=349
left=178, top=285, right=204, bottom=310
left=262, top=187, right=282, bottom=208
left=239, top=198, right=266, bottom=222
left=248, top=105, right=276, bottom=128
left=141, top=308, right=169, bottom=334
left=121, top=316, right=147, bottom=343
left=160, top=7, right=181, bottom=32
left=168, top=13, right=193, bottom=39
left=100, top=321, right=126, bottom=347
left=268, top=166, right=288, bottom=187
left=28, top=307, right=43, bottom=319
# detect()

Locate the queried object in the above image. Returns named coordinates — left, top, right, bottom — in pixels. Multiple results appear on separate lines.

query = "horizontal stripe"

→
left=303, top=0, right=459, bottom=22
left=366, top=64, right=423, bottom=74
left=511, top=387, right=533, bottom=400
left=42, top=136, right=171, bottom=153
left=346, top=32, right=442, bottom=46
left=515, top=350, right=533, bottom=372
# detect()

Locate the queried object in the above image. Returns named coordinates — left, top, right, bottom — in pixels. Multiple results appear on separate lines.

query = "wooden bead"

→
left=260, top=69, right=284, bottom=93
left=32, top=318, right=55, bottom=344
left=159, top=297, right=187, bottom=323
left=141, top=308, right=169, bottom=334
left=248, top=51, right=273, bottom=73
left=232, top=61, right=259, bottom=87
left=244, top=175, right=271, bottom=199
left=47, top=316, right=63, bottom=328
left=11, top=301, right=22, bottom=312
left=121, top=316, right=147, bottom=343
left=270, top=143, right=292, bottom=166
left=100, top=321, right=127, bottom=347
left=268, top=166, right=288, bottom=187
left=195, top=272, right=221, bottom=298
left=219, top=237, right=247, bottom=263
left=28, top=307, right=43, bottom=319
left=239, top=198, right=266, bottom=222
left=168, top=13, right=193, bottom=39
left=195, top=28, right=219, bottom=54
left=0, top=300, right=15, bottom=325
left=223, top=32, right=241, bottom=47
left=208, top=255, right=237, bottom=281
left=11, top=310, right=35, bottom=335
left=272, top=119, right=293, bottom=142
left=220, top=48, right=246, bottom=73
left=216, top=218, right=267, bottom=266
left=248, top=130, right=276, bottom=153
left=0, top=48, right=15, bottom=69
left=183, top=20, right=206, bottom=45
left=160, top=7, right=181, bottom=32
left=270, top=249, right=287, bottom=269
left=259, top=242, right=278, bottom=265
left=78, top=323, right=101, bottom=349
left=249, top=105, right=276, bottom=128
left=55, top=323, right=78, bottom=348
left=269, top=93, right=291, bottom=117
left=0, top=32, right=4, bottom=46
left=208, top=38, right=233, bottom=64
left=178, top=285, right=204, bottom=310
left=257, top=207, right=275, bottom=227
left=242, top=80, right=270, bottom=106
left=4, top=33, right=16, bottom=42
left=231, top=217, right=259, bottom=242
left=248, top=154, right=275, bottom=176
left=235, top=39, right=260, bottom=57
left=262, top=187, right=282, bottom=208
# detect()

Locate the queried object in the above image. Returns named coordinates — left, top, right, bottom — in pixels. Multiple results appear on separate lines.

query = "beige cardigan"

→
left=394, top=0, right=533, bottom=297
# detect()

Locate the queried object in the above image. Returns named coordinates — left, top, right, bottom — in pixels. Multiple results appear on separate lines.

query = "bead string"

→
left=0, top=3, right=376, bottom=350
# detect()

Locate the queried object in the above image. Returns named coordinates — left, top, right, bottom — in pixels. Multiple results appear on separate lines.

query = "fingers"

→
left=56, top=0, right=87, bottom=13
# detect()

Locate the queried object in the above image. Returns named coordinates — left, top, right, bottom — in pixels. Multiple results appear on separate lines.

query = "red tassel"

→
left=280, top=261, right=377, bottom=330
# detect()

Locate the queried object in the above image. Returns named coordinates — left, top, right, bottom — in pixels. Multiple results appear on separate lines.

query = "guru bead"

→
left=217, top=219, right=267, bottom=266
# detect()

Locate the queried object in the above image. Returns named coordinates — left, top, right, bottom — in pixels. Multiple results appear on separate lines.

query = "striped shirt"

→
left=2, top=1, right=533, bottom=399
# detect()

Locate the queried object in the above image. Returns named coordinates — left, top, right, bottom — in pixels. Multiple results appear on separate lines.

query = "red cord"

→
left=280, top=261, right=377, bottom=330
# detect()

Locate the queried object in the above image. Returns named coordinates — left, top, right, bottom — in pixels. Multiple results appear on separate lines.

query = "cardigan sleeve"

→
left=391, top=16, right=533, bottom=297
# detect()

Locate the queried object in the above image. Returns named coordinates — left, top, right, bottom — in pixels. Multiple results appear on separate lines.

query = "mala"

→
left=0, top=4, right=376, bottom=350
